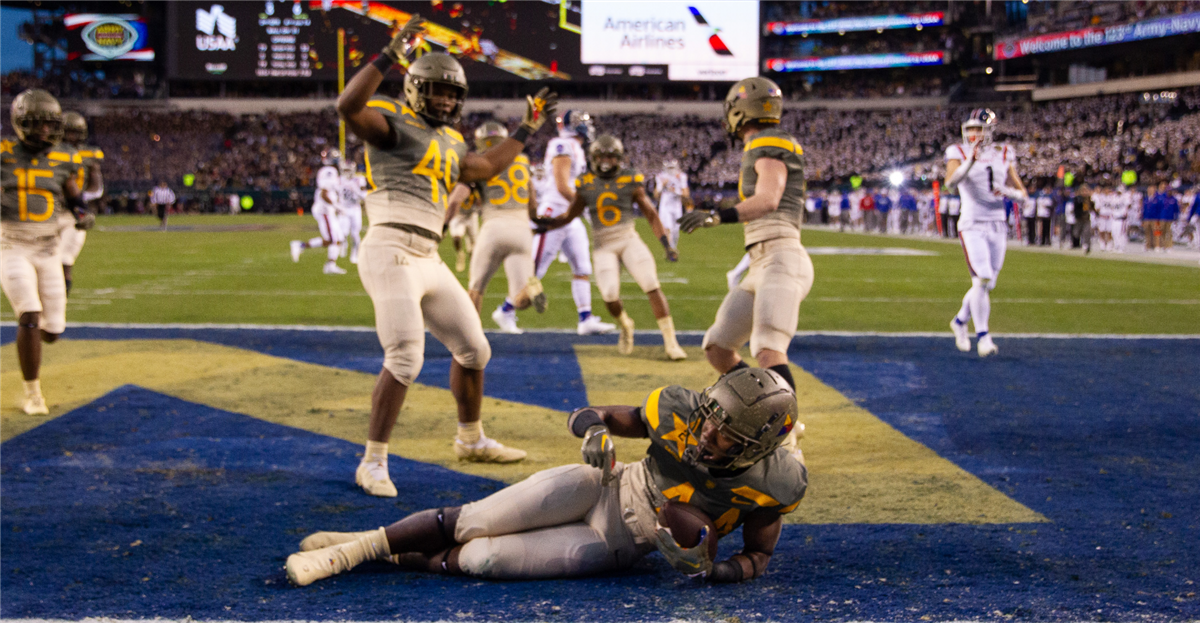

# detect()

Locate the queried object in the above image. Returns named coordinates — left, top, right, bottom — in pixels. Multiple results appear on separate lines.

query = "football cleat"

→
left=349, top=248, right=358, bottom=264
left=454, top=436, right=527, bottom=463
left=22, top=391, right=49, bottom=416
left=950, top=318, right=971, bottom=352
left=323, top=262, right=347, bottom=275
left=577, top=314, right=616, bottom=335
left=665, top=341, right=687, bottom=361
left=355, top=460, right=398, bottom=497
left=977, top=335, right=998, bottom=358
left=491, top=307, right=524, bottom=334
left=618, top=314, right=635, bottom=355
left=290, top=240, right=303, bottom=262
left=286, top=531, right=388, bottom=587
left=524, top=277, right=547, bottom=313
left=300, top=530, right=377, bottom=552
left=455, top=249, right=467, bottom=273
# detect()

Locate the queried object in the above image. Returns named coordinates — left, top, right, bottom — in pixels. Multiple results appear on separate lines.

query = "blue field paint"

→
left=3, top=329, right=1199, bottom=620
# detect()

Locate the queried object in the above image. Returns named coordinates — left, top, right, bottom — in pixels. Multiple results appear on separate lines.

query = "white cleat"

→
left=290, top=240, right=303, bottom=262
left=349, top=248, right=358, bottom=264
left=355, top=460, right=398, bottom=497
left=977, top=335, right=999, bottom=358
left=22, top=391, right=49, bottom=416
left=454, top=436, right=527, bottom=463
left=664, top=341, right=687, bottom=361
left=491, top=308, right=524, bottom=334
left=577, top=314, right=616, bottom=336
left=285, top=533, right=387, bottom=587
left=618, top=315, right=635, bottom=355
left=300, top=530, right=377, bottom=552
left=323, top=262, right=347, bottom=275
left=950, top=318, right=971, bottom=352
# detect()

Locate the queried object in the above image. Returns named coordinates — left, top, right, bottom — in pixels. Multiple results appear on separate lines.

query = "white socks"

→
left=571, top=277, right=592, bottom=317
left=23, top=379, right=41, bottom=395
left=457, top=420, right=483, bottom=445
left=364, top=440, right=388, bottom=465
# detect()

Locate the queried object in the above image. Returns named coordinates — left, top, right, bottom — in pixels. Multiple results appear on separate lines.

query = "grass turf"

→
left=5, top=213, right=1196, bottom=333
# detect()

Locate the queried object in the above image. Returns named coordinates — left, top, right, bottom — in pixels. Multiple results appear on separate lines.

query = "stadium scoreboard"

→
left=169, top=1, right=758, bottom=82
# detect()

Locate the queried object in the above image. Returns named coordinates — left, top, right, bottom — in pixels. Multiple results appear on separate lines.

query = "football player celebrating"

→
left=2, top=89, right=94, bottom=415
left=533, top=109, right=615, bottom=336
left=679, top=77, right=814, bottom=400
left=537, top=135, right=685, bottom=360
left=337, top=158, right=366, bottom=264
left=285, top=367, right=806, bottom=585
left=57, top=111, right=103, bottom=295
left=446, top=121, right=546, bottom=334
left=945, top=109, right=1028, bottom=357
left=653, top=158, right=692, bottom=249
left=289, top=149, right=347, bottom=274
left=336, top=16, right=558, bottom=496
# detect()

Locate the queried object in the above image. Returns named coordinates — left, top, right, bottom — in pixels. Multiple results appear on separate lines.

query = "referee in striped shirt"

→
left=150, top=181, right=175, bottom=230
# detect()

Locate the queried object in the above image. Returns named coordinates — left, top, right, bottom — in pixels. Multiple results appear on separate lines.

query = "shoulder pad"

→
left=744, top=133, right=802, bottom=156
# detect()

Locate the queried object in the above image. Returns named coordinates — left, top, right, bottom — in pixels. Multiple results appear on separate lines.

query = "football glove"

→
left=74, top=210, right=95, bottom=231
left=520, top=87, right=559, bottom=135
left=581, top=424, right=616, bottom=485
left=678, top=209, right=718, bottom=234
left=654, top=523, right=713, bottom=579
left=381, top=14, right=425, bottom=63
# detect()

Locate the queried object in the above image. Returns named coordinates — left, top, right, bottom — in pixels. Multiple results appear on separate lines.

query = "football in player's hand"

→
left=657, top=500, right=718, bottom=560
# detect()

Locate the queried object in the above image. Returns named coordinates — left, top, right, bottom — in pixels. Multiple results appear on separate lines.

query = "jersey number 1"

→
left=13, top=168, right=55, bottom=221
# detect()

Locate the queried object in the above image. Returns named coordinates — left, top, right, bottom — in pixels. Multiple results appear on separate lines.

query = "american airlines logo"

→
left=196, top=5, right=237, bottom=51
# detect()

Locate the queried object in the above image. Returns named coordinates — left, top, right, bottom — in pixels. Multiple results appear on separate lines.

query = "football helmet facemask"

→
left=962, top=108, right=997, bottom=147
left=11, top=89, right=64, bottom=151
left=473, top=120, right=508, bottom=152
left=723, top=77, right=783, bottom=138
left=404, top=52, right=468, bottom=126
left=682, top=368, right=799, bottom=471
left=62, top=111, right=88, bottom=146
left=339, top=158, right=357, bottom=178
left=662, top=158, right=681, bottom=174
left=557, top=110, right=596, bottom=142
left=321, top=148, right=341, bottom=166
left=587, top=134, right=623, bottom=177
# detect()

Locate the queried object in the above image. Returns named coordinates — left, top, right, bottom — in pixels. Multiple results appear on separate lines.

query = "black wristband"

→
left=511, top=125, right=531, bottom=144
left=718, top=207, right=740, bottom=224
left=568, top=408, right=604, bottom=438
left=659, top=234, right=672, bottom=249
left=709, top=559, right=745, bottom=583
left=371, top=53, right=395, bottom=74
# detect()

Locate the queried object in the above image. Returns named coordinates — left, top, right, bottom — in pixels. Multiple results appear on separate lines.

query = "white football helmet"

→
left=321, top=148, right=341, bottom=166
left=962, top=108, right=997, bottom=147
left=662, top=158, right=681, bottom=174
left=339, top=158, right=357, bottom=179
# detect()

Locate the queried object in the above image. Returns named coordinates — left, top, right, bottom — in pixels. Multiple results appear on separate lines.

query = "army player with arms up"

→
left=680, top=78, right=813, bottom=403
left=57, top=111, right=103, bottom=295
left=2, top=90, right=95, bottom=415
left=285, top=367, right=806, bottom=585
left=336, top=16, right=558, bottom=497
left=537, top=135, right=686, bottom=360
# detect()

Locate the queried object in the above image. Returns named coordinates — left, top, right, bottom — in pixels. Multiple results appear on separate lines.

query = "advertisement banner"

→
left=994, top=11, right=1200, bottom=60
left=580, top=0, right=758, bottom=81
left=766, top=51, right=945, bottom=73
left=65, top=13, right=155, bottom=61
left=765, top=12, right=944, bottom=36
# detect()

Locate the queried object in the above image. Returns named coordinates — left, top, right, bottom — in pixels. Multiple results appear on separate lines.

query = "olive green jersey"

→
left=636, top=385, right=807, bottom=537
left=1, top=138, right=82, bottom=236
left=363, top=95, right=469, bottom=235
left=737, top=128, right=806, bottom=246
left=576, top=167, right=645, bottom=245
left=474, top=154, right=532, bottom=223
left=73, top=144, right=104, bottom=193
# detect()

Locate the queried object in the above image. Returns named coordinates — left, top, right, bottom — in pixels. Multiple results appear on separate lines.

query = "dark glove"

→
left=74, top=211, right=96, bottom=231
left=521, top=87, right=559, bottom=135
left=382, top=14, right=425, bottom=62
left=581, top=424, right=615, bottom=485
left=678, top=209, right=718, bottom=234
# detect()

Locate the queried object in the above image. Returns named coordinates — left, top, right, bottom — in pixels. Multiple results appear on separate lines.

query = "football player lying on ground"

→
left=286, top=368, right=807, bottom=584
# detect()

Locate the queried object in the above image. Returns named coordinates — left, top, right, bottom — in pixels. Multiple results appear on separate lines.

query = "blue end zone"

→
left=2, top=328, right=1198, bottom=620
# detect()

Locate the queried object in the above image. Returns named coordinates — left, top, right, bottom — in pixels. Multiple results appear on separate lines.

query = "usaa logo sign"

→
left=82, top=19, right=138, bottom=59
left=196, top=4, right=238, bottom=51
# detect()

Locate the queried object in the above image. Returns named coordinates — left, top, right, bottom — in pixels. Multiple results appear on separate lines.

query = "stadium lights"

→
left=985, top=66, right=994, bottom=74
left=889, top=171, right=905, bottom=187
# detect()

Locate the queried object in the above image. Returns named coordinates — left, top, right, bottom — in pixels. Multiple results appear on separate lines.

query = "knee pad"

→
left=383, top=338, right=424, bottom=386
left=452, top=335, right=491, bottom=371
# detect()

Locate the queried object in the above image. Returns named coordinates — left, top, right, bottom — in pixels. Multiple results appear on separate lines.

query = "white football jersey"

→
left=339, top=176, right=365, bottom=211
left=314, top=165, right=340, bottom=210
left=945, top=143, right=1015, bottom=224
left=1035, top=194, right=1054, bottom=218
left=655, top=170, right=688, bottom=212
left=541, top=136, right=587, bottom=216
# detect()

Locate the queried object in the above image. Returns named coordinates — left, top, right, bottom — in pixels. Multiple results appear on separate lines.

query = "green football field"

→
left=4, top=213, right=1197, bottom=334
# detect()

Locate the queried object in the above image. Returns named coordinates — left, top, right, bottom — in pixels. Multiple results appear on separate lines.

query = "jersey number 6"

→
left=597, top=191, right=621, bottom=226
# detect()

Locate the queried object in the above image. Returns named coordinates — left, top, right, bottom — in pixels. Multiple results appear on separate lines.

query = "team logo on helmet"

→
left=681, top=368, right=799, bottom=471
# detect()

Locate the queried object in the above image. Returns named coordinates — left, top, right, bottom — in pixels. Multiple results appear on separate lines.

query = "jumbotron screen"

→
left=168, top=0, right=757, bottom=82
